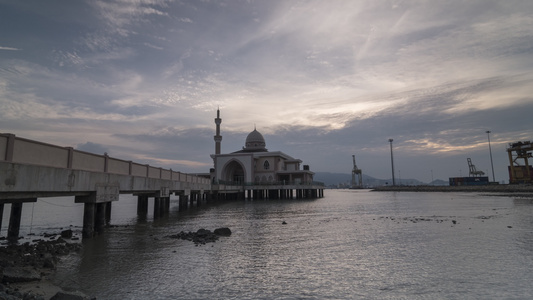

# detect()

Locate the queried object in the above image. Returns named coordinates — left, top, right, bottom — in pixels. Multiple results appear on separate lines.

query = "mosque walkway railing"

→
left=216, top=180, right=324, bottom=187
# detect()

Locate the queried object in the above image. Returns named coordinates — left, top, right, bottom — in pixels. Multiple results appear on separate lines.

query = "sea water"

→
left=3, top=190, right=533, bottom=299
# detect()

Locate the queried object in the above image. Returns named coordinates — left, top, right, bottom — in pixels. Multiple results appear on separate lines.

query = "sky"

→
left=1, top=0, right=532, bottom=184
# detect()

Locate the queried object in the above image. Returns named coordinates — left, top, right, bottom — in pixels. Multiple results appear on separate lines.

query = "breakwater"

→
left=372, top=184, right=533, bottom=194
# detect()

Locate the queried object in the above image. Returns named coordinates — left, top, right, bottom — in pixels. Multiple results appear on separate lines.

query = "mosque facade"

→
left=210, top=109, right=316, bottom=186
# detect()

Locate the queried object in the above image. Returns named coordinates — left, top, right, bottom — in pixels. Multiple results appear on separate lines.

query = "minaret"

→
left=214, top=108, right=222, bottom=154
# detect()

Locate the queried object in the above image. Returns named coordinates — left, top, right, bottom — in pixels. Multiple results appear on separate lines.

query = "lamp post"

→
left=486, top=131, right=495, bottom=182
left=389, top=139, right=395, bottom=186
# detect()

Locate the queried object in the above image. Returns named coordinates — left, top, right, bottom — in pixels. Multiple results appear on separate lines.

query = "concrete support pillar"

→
left=179, top=195, right=189, bottom=210
left=0, top=203, right=4, bottom=234
left=7, top=202, right=23, bottom=241
left=161, top=197, right=169, bottom=215
left=82, top=202, right=96, bottom=238
left=193, top=193, right=199, bottom=207
left=105, top=202, right=112, bottom=224
left=165, top=197, right=170, bottom=214
left=196, top=193, right=202, bottom=206
left=189, top=193, right=195, bottom=207
left=154, top=197, right=161, bottom=219
left=95, top=202, right=106, bottom=234
left=137, top=195, right=149, bottom=216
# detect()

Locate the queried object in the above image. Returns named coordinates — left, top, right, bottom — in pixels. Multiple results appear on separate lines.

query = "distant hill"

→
left=313, top=172, right=445, bottom=187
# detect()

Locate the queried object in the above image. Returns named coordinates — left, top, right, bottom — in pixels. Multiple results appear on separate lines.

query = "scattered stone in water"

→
left=507, top=226, right=513, bottom=228
left=168, top=228, right=231, bottom=245
left=452, top=220, right=457, bottom=224
left=214, top=227, right=232, bottom=236
left=61, top=229, right=73, bottom=239
left=282, top=221, right=287, bottom=225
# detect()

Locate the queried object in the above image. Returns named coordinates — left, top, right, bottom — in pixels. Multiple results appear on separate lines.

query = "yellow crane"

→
left=351, top=155, right=363, bottom=188
left=507, top=141, right=533, bottom=184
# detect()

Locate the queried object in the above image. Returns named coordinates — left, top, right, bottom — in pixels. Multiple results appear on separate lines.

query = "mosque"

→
left=209, top=109, right=323, bottom=199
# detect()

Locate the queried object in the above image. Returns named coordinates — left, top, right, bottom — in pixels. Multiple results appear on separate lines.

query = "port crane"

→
left=507, top=141, right=533, bottom=184
left=351, top=155, right=363, bottom=188
left=467, top=158, right=485, bottom=177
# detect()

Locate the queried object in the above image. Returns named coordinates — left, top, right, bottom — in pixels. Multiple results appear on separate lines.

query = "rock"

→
left=43, top=257, right=56, bottom=269
left=2, top=267, right=41, bottom=283
left=169, top=228, right=231, bottom=245
left=0, top=291, right=20, bottom=300
left=196, top=229, right=211, bottom=237
left=214, top=227, right=232, bottom=236
left=50, top=291, right=91, bottom=300
left=21, top=291, right=45, bottom=300
left=282, top=221, right=287, bottom=225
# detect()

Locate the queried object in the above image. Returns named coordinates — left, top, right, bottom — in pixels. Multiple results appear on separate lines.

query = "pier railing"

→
left=0, top=133, right=209, bottom=184
left=215, top=180, right=324, bottom=187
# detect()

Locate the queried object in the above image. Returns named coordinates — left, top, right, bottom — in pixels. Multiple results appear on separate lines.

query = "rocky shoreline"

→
left=0, top=230, right=93, bottom=300
left=0, top=227, right=233, bottom=299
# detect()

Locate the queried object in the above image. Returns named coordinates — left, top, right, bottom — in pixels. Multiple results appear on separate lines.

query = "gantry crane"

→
left=507, top=141, right=533, bottom=184
left=351, top=155, right=363, bottom=188
left=467, top=158, right=485, bottom=177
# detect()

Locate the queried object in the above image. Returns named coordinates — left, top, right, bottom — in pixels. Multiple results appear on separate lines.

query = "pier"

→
left=0, top=133, right=210, bottom=241
left=0, top=133, right=324, bottom=241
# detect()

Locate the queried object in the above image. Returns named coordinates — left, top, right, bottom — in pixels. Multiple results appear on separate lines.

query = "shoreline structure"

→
left=372, top=184, right=533, bottom=195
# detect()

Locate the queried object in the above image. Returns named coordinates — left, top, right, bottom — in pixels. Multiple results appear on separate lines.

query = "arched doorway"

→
left=222, top=160, right=246, bottom=184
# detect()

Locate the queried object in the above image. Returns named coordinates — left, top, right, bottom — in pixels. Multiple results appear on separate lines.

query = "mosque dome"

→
left=245, top=128, right=267, bottom=151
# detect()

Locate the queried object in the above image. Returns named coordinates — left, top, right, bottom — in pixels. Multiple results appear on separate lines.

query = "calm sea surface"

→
left=2, top=189, right=533, bottom=299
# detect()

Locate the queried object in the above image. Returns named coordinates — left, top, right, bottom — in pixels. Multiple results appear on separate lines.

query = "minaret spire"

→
left=214, top=107, right=222, bottom=155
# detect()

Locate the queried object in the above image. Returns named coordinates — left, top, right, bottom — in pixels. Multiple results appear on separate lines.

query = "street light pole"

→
left=486, top=131, right=496, bottom=182
left=389, top=139, right=395, bottom=186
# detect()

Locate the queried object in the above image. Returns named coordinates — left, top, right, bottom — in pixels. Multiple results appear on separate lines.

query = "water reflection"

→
left=43, top=190, right=533, bottom=299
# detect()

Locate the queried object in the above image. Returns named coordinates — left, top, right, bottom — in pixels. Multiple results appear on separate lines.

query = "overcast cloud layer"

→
left=1, top=0, right=532, bottom=183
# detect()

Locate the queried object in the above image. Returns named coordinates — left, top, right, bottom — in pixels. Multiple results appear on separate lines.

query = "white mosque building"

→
left=209, top=109, right=323, bottom=199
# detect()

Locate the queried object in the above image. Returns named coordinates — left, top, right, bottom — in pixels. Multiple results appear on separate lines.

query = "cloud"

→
left=0, top=46, right=21, bottom=51
left=90, top=0, right=170, bottom=30
left=1, top=0, right=532, bottom=182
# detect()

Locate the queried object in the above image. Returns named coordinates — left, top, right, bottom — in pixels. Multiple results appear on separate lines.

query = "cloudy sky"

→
left=1, top=0, right=532, bottom=183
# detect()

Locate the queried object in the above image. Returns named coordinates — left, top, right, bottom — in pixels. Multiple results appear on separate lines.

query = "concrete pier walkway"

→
left=0, top=133, right=210, bottom=240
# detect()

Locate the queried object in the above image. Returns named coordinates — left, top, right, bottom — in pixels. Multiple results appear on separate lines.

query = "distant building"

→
left=210, top=109, right=315, bottom=186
